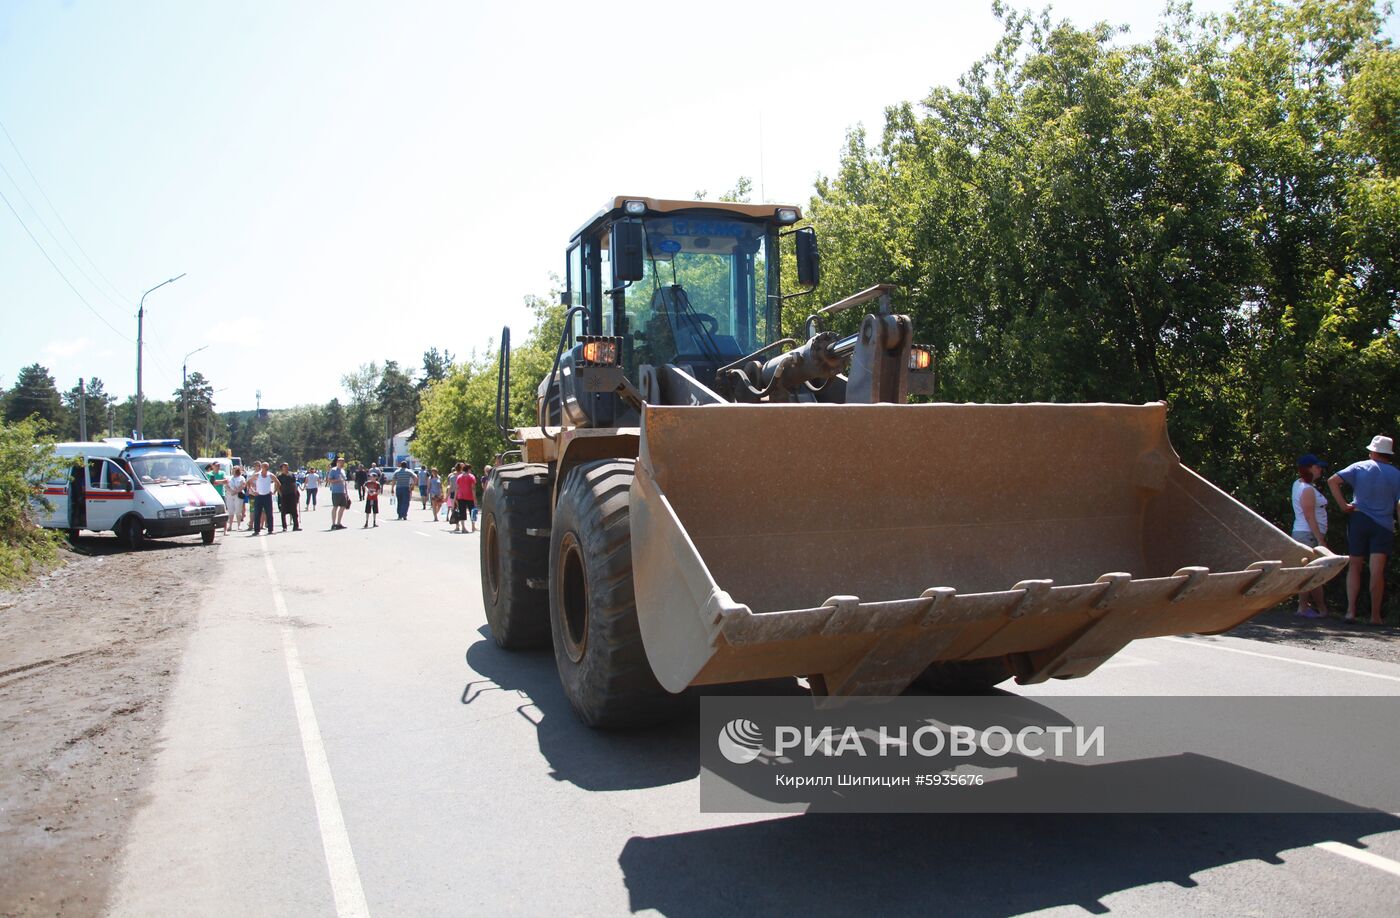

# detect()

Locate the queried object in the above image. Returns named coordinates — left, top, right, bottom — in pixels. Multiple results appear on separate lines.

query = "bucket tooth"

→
left=1242, top=560, right=1286, bottom=597
left=1092, top=572, right=1133, bottom=611
left=1169, top=566, right=1211, bottom=602
left=819, top=596, right=867, bottom=635
left=917, top=587, right=958, bottom=626
left=1008, top=580, right=1054, bottom=619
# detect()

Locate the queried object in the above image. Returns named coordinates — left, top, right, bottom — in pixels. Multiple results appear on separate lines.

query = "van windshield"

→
left=129, top=453, right=205, bottom=484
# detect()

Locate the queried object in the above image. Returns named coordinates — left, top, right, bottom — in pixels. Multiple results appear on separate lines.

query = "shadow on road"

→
left=463, top=628, right=1400, bottom=915
left=618, top=811, right=1400, bottom=916
left=462, top=627, right=804, bottom=792
left=65, top=534, right=212, bottom=556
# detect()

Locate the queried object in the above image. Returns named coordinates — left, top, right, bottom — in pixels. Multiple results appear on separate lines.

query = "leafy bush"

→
left=0, top=418, right=65, bottom=587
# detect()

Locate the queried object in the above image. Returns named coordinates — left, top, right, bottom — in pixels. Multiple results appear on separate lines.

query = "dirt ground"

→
left=0, top=534, right=219, bottom=918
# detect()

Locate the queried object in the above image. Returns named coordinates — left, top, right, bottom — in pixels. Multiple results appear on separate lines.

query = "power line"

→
left=0, top=155, right=134, bottom=321
left=0, top=185, right=133, bottom=342
left=0, top=117, right=133, bottom=308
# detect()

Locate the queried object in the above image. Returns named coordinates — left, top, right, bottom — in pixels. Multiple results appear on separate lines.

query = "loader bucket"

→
left=629, top=403, right=1345, bottom=695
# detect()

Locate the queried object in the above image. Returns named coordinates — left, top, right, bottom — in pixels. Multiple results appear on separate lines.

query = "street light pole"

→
left=135, top=273, right=186, bottom=437
left=182, top=345, right=209, bottom=453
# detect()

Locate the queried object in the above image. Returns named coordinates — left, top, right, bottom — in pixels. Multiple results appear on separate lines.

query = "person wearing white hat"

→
left=1328, top=435, right=1400, bottom=625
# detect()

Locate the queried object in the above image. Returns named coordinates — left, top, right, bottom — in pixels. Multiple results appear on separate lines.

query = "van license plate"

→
left=190, top=518, right=212, bottom=527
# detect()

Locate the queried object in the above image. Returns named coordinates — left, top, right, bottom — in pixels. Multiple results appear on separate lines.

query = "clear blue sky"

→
left=4, top=0, right=1374, bottom=412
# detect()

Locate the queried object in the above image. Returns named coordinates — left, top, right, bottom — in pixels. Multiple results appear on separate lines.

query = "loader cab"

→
left=565, top=197, right=801, bottom=386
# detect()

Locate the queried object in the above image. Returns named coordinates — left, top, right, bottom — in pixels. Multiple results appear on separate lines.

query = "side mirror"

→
left=795, top=227, right=820, bottom=288
left=611, top=220, right=645, bottom=283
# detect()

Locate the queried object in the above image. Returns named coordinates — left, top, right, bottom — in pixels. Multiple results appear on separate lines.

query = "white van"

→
left=35, top=439, right=228, bottom=548
left=195, top=456, right=241, bottom=474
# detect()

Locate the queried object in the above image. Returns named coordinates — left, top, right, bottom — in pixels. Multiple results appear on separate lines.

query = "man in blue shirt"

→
left=392, top=461, right=415, bottom=520
left=1329, top=435, right=1400, bottom=624
left=326, top=457, right=351, bottom=531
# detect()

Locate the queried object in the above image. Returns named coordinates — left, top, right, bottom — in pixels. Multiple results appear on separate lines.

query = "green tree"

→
left=377, top=360, right=418, bottom=462
left=342, top=362, right=384, bottom=463
left=418, top=348, right=454, bottom=390
left=61, top=377, right=116, bottom=440
left=323, top=398, right=347, bottom=454
left=800, top=0, right=1399, bottom=612
left=172, top=371, right=216, bottom=455
left=4, top=364, right=64, bottom=427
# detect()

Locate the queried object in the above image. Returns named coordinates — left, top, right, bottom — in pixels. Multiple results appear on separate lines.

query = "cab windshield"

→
left=129, top=452, right=205, bottom=484
left=619, top=214, right=777, bottom=367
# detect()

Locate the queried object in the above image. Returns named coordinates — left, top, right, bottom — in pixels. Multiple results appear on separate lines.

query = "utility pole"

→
left=135, top=273, right=186, bottom=437
left=182, top=345, right=209, bottom=452
left=77, top=378, right=87, bottom=441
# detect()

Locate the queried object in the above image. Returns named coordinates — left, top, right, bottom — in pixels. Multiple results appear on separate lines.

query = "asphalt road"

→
left=107, top=496, right=1400, bottom=916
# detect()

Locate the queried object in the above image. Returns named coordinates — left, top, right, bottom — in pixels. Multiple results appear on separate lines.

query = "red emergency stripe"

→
left=41, top=487, right=134, bottom=500
left=87, top=490, right=135, bottom=500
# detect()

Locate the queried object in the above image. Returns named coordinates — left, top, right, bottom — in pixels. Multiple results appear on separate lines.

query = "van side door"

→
left=34, top=471, right=70, bottom=529
left=87, top=459, right=134, bottom=531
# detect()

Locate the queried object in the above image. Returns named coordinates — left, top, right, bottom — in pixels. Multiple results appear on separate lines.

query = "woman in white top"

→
left=1291, top=452, right=1330, bottom=617
left=304, top=469, right=320, bottom=511
left=225, top=466, right=247, bottom=532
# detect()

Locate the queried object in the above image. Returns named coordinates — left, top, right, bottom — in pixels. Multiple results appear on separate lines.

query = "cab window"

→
left=102, top=460, right=133, bottom=491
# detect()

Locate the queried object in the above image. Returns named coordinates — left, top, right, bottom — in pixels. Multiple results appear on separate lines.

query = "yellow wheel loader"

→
left=481, top=196, right=1345, bottom=728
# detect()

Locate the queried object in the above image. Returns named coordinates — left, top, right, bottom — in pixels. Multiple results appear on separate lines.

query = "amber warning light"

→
left=909, top=346, right=934, bottom=371
left=580, top=337, right=621, bottom=366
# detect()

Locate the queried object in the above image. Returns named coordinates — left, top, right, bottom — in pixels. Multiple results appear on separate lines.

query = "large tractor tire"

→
left=480, top=463, right=552, bottom=650
left=914, top=657, right=1013, bottom=694
left=548, top=460, right=686, bottom=728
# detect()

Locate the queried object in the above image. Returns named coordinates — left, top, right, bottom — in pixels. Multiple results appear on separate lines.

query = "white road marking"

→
left=414, top=532, right=432, bottom=539
left=1314, top=841, right=1400, bottom=878
left=1163, top=637, right=1400, bottom=684
left=260, top=541, right=371, bottom=918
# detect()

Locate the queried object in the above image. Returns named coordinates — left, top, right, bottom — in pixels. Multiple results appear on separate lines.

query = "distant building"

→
left=389, top=426, right=417, bottom=467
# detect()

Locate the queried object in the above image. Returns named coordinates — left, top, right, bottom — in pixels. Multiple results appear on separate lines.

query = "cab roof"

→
left=570, top=196, right=802, bottom=243
left=51, top=439, right=187, bottom=458
left=53, top=442, right=123, bottom=458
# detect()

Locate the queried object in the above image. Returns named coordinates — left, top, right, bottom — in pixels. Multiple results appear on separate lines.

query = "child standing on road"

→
left=428, top=468, right=444, bottom=521
left=363, top=471, right=382, bottom=528
left=446, top=465, right=461, bottom=526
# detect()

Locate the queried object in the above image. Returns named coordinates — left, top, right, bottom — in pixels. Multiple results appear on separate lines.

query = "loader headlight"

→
left=776, top=207, right=799, bottom=224
left=579, top=336, right=621, bottom=366
left=624, top=199, right=647, bottom=215
left=909, top=346, right=934, bottom=371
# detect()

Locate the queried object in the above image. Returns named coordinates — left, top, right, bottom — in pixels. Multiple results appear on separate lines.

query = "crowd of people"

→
left=202, top=457, right=485, bottom=535
left=1290, top=434, right=1400, bottom=626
